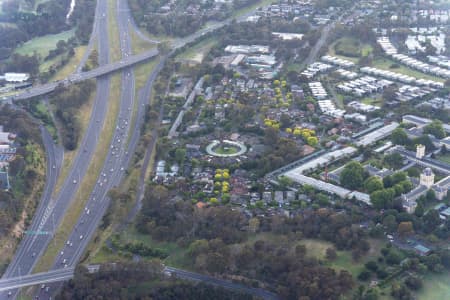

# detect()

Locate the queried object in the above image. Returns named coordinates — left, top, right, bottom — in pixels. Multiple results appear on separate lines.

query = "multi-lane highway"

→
left=32, top=0, right=143, bottom=297
left=0, top=0, right=113, bottom=298
left=0, top=1, right=274, bottom=299
left=7, top=1, right=266, bottom=103
left=11, top=48, right=158, bottom=102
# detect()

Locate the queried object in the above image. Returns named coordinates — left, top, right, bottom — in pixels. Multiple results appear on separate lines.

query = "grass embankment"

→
left=107, top=0, right=122, bottom=62
left=33, top=74, right=121, bottom=273
left=85, top=57, right=161, bottom=263
left=436, top=153, right=450, bottom=164
left=48, top=45, right=89, bottom=81
left=126, top=59, right=159, bottom=147
left=231, top=0, right=273, bottom=18
left=129, top=26, right=156, bottom=55
left=15, top=29, right=75, bottom=58
left=175, top=37, right=217, bottom=64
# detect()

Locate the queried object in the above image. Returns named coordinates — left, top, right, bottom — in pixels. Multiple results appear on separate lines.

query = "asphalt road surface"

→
left=0, top=1, right=275, bottom=299
left=33, top=0, right=138, bottom=298
left=0, top=0, right=112, bottom=298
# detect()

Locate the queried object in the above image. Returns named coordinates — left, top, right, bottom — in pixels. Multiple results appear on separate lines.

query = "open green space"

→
left=372, top=58, right=444, bottom=82
left=49, top=45, right=88, bottom=80
left=328, top=37, right=372, bottom=62
left=15, top=29, right=75, bottom=58
left=362, top=96, right=383, bottom=106
left=417, top=271, right=450, bottom=300
left=231, top=0, right=274, bottom=18
left=175, top=37, right=217, bottom=64
left=212, top=144, right=240, bottom=155
left=107, top=0, right=121, bottom=62
left=129, top=25, right=156, bottom=55
left=89, top=226, right=191, bottom=269
left=436, top=153, right=450, bottom=164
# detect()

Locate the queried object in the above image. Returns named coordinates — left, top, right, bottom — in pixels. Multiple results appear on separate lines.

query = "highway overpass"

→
left=0, top=267, right=279, bottom=299
left=9, top=48, right=159, bottom=102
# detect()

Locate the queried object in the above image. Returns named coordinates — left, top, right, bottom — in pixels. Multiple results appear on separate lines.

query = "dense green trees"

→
left=384, top=152, right=404, bottom=170
left=340, top=161, right=367, bottom=190
left=50, top=80, right=95, bottom=150
left=391, top=128, right=409, bottom=145
left=57, top=262, right=252, bottom=300
left=423, top=120, right=446, bottom=139
left=364, top=176, right=383, bottom=194
left=0, top=105, right=44, bottom=235
left=0, top=0, right=94, bottom=61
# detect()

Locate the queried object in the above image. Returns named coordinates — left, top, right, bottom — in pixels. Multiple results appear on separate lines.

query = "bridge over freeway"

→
left=8, top=48, right=159, bottom=102
left=0, top=266, right=279, bottom=299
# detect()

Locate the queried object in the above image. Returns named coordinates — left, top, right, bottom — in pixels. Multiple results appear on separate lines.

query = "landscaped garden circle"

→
left=206, top=140, right=247, bottom=157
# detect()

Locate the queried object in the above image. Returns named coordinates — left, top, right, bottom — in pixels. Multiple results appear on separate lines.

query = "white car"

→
left=80, top=235, right=84, bottom=240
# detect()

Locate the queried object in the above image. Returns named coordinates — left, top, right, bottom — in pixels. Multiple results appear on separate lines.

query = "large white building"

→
left=1, top=73, right=30, bottom=82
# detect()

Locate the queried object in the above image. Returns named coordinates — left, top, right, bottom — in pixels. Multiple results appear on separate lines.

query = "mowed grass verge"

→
left=107, top=0, right=121, bottom=62
left=175, top=37, right=217, bottom=64
left=33, top=74, right=122, bottom=273
left=437, top=153, right=450, bottom=164
left=129, top=25, right=156, bottom=55
left=125, top=58, right=159, bottom=146
left=15, top=29, right=75, bottom=58
left=49, top=45, right=89, bottom=81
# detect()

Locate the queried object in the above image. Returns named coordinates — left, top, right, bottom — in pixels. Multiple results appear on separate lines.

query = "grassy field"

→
left=213, top=145, right=240, bottom=155
left=231, top=0, right=274, bottom=18
left=39, top=44, right=88, bottom=75
left=107, top=0, right=121, bottom=62
left=175, top=37, right=217, bottom=64
left=34, top=74, right=122, bottom=273
left=362, top=96, right=383, bottom=106
left=129, top=26, right=156, bottom=55
left=417, top=271, right=450, bottom=299
left=328, top=37, right=372, bottom=63
left=372, top=58, right=444, bottom=83
left=50, top=45, right=88, bottom=81
left=89, top=225, right=192, bottom=269
left=15, top=29, right=75, bottom=58
left=437, top=153, right=450, bottom=164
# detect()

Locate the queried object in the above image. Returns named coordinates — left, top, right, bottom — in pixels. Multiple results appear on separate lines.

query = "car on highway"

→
left=80, top=235, right=84, bottom=240
left=73, top=179, right=77, bottom=184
